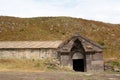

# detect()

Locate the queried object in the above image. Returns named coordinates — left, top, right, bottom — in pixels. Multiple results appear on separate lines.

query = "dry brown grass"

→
left=0, top=16, right=120, bottom=58
left=0, top=58, right=72, bottom=72
left=0, top=59, right=45, bottom=71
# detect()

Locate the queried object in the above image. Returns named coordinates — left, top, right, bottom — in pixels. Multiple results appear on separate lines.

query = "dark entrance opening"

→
left=73, top=59, right=84, bottom=72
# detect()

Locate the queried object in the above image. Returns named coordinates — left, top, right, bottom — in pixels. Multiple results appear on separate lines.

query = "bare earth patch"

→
left=0, top=71, right=120, bottom=80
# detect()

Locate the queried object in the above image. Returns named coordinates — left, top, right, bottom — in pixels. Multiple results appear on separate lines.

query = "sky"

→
left=0, top=0, right=120, bottom=24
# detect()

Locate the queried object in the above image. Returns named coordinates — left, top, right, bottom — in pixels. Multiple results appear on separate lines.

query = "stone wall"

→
left=86, top=52, right=104, bottom=71
left=0, top=48, right=57, bottom=59
left=91, top=52, right=104, bottom=71
left=60, top=53, right=70, bottom=66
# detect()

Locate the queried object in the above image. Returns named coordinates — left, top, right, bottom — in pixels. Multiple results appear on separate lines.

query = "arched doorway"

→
left=71, top=39, right=86, bottom=72
left=72, top=52, right=84, bottom=72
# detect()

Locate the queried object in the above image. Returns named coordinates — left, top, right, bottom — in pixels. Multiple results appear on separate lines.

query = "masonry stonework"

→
left=58, top=34, right=104, bottom=72
left=0, top=34, right=104, bottom=72
left=0, top=49, right=57, bottom=59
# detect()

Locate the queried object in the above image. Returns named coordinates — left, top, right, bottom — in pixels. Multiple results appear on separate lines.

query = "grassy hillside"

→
left=0, top=16, right=120, bottom=58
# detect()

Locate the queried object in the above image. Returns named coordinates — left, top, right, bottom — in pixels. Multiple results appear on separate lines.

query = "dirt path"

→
left=0, top=71, right=120, bottom=80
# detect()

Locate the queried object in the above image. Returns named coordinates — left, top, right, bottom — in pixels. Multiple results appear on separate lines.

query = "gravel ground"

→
left=0, top=71, right=120, bottom=80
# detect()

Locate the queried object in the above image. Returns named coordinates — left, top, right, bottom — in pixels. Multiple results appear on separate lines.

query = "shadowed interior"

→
left=73, top=59, right=84, bottom=72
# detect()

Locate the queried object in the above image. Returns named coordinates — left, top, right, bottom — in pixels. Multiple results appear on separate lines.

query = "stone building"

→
left=0, top=41, right=62, bottom=59
left=0, top=34, right=104, bottom=72
left=57, top=34, right=104, bottom=72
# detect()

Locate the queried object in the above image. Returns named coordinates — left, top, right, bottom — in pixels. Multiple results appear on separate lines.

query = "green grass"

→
left=0, top=16, right=120, bottom=58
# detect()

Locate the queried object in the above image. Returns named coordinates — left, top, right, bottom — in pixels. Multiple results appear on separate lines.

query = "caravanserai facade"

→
left=0, top=41, right=62, bottom=59
left=0, top=34, right=104, bottom=72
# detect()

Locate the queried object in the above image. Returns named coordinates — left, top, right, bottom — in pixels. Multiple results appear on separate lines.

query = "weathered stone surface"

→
left=113, top=67, right=120, bottom=72
left=104, top=64, right=113, bottom=71
left=58, top=34, right=104, bottom=72
left=91, top=61, right=104, bottom=66
left=0, top=34, right=104, bottom=72
left=0, top=49, right=57, bottom=59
